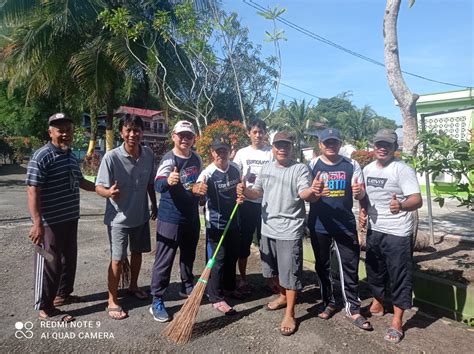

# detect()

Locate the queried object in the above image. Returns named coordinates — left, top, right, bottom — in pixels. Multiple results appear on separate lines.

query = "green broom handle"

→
left=206, top=203, right=240, bottom=269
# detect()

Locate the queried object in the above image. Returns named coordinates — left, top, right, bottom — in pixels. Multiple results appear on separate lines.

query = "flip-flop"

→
left=352, top=315, right=373, bottom=331
left=317, top=305, right=337, bottom=320
left=39, top=308, right=75, bottom=323
left=126, top=288, right=149, bottom=300
left=53, top=295, right=82, bottom=307
left=265, top=299, right=287, bottom=311
left=106, top=306, right=128, bottom=320
left=280, top=317, right=296, bottom=336
left=361, top=305, right=384, bottom=317
left=384, top=327, right=404, bottom=344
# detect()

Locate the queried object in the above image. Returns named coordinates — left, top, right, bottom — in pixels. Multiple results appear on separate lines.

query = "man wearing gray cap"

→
left=238, top=131, right=319, bottom=336
left=360, top=128, right=422, bottom=343
left=26, top=113, right=95, bottom=321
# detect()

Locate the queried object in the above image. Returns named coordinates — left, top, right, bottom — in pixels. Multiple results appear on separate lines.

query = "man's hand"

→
left=312, top=171, right=330, bottom=198
left=193, top=176, right=208, bottom=196
left=236, top=177, right=246, bottom=198
left=351, top=177, right=363, bottom=199
left=359, top=208, right=368, bottom=229
left=108, top=181, right=120, bottom=202
left=29, top=223, right=44, bottom=245
left=167, top=167, right=180, bottom=186
left=389, top=193, right=402, bottom=214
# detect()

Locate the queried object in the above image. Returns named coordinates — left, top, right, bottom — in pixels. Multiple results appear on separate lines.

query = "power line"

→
left=280, top=83, right=323, bottom=99
left=243, top=0, right=473, bottom=89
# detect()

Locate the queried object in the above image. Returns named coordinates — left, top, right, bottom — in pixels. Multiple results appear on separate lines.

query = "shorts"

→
left=107, top=223, right=151, bottom=261
left=260, top=235, right=303, bottom=290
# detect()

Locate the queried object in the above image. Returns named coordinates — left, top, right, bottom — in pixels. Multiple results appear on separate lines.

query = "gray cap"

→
left=272, top=131, right=294, bottom=144
left=48, top=112, right=73, bottom=125
left=373, top=129, right=398, bottom=144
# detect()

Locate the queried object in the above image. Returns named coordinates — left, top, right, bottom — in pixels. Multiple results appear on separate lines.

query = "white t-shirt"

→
left=233, top=145, right=273, bottom=204
left=363, top=159, right=421, bottom=237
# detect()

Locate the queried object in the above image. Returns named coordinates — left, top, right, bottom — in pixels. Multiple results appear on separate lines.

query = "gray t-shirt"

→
left=96, top=144, right=155, bottom=228
left=253, top=160, right=311, bottom=240
left=363, top=159, right=420, bottom=237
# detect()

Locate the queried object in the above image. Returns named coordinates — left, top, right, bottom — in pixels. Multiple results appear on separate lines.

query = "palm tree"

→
left=270, top=98, right=317, bottom=161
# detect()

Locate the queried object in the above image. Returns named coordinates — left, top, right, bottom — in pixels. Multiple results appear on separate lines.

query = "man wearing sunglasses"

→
left=360, top=129, right=422, bottom=343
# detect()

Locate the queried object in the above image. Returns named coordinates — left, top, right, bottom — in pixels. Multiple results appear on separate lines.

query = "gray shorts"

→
left=260, top=235, right=303, bottom=290
left=107, top=223, right=151, bottom=261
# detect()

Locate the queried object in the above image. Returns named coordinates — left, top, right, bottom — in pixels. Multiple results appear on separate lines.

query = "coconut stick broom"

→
left=162, top=203, right=240, bottom=344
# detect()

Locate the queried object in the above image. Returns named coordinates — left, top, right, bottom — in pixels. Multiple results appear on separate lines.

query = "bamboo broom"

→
left=162, top=203, right=240, bottom=344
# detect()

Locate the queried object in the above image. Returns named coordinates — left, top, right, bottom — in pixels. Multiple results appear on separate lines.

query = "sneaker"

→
left=149, top=298, right=170, bottom=322
left=178, top=286, right=193, bottom=298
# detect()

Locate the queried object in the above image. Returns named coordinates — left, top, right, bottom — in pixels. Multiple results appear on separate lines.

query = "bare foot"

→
left=280, top=316, right=296, bottom=336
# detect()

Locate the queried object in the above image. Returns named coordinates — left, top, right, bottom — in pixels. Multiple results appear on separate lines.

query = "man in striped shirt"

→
left=26, top=113, right=95, bottom=322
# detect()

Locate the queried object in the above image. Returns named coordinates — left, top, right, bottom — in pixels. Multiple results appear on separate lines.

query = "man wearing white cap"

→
left=149, top=120, right=203, bottom=322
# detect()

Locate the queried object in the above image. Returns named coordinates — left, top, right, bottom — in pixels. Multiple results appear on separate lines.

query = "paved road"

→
left=0, top=165, right=472, bottom=352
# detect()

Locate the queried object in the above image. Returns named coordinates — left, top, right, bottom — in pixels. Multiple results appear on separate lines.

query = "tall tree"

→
left=384, top=0, right=419, bottom=155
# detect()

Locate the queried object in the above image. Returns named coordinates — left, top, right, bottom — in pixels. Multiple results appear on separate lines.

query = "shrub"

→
left=196, top=120, right=248, bottom=164
left=351, top=150, right=375, bottom=169
left=82, top=152, right=102, bottom=176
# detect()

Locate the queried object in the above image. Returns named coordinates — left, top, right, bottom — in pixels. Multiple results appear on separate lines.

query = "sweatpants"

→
left=206, top=227, right=240, bottom=303
left=150, top=220, right=200, bottom=298
left=34, top=219, right=78, bottom=310
left=310, top=231, right=361, bottom=315
left=365, top=229, right=413, bottom=310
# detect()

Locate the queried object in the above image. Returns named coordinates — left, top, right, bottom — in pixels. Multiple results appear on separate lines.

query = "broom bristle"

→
left=120, top=257, right=131, bottom=289
left=162, top=266, right=211, bottom=344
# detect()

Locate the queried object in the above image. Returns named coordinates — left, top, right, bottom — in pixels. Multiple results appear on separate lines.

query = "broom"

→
left=162, top=203, right=240, bottom=344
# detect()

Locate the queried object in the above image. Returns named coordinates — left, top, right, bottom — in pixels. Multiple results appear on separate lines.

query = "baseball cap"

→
left=210, top=137, right=231, bottom=151
left=48, top=113, right=73, bottom=125
left=272, top=131, right=294, bottom=144
left=319, top=128, right=342, bottom=142
left=373, top=129, right=398, bottom=144
left=173, top=120, right=196, bottom=136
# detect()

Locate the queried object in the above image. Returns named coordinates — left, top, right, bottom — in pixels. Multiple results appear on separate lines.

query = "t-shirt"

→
left=26, top=142, right=83, bottom=226
left=253, top=160, right=311, bottom=241
left=155, top=150, right=202, bottom=224
left=233, top=145, right=273, bottom=204
left=363, top=159, right=421, bottom=237
left=197, top=162, right=241, bottom=230
left=96, top=144, right=155, bottom=228
left=308, top=156, right=363, bottom=235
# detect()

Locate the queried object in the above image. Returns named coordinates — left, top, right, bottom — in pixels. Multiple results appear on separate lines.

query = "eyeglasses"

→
left=176, top=132, right=194, bottom=140
left=374, top=141, right=395, bottom=149
left=274, top=141, right=292, bottom=150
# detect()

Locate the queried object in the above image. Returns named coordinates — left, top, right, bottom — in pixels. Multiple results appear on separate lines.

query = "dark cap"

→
left=373, top=129, right=398, bottom=144
left=319, top=128, right=342, bottom=142
left=210, top=137, right=231, bottom=151
left=272, top=131, right=294, bottom=144
left=48, top=112, right=73, bottom=125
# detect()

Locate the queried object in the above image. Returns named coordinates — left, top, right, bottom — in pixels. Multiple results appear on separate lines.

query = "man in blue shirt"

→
left=26, top=113, right=95, bottom=322
left=308, top=128, right=372, bottom=331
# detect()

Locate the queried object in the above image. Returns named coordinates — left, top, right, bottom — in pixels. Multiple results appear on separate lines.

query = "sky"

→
left=222, top=0, right=474, bottom=125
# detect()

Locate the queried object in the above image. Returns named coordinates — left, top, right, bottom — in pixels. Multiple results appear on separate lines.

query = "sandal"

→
left=318, top=305, right=337, bottom=320
left=384, top=327, right=404, bottom=343
left=266, top=298, right=287, bottom=311
left=280, top=316, right=297, bottom=336
left=126, top=288, right=149, bottom=300
left=106, top=306, right=128, bottom=320
left=212, top=301, right=237, bottom=316
left=352, top=315, right=373, bottom=331
left=39, top=308, right=75, bottom=323
left=237, top=283, right=253, bottom=296
left=224, top=289, right=246, bottom=300
left=53, top=295, right=82, bottom=307
left=361, top=304, right=384, bottom=317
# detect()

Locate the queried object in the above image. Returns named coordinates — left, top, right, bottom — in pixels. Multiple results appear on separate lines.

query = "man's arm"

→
left=79, top=178, right=96, bottom=191
left=95, top=182, right=120, bottom=202
left=27, top=186, right=44, bottom=245
left=148, top=183, right=158, bottom=220
left=243, top=187, right=263, bottom=200
left=390, top=193, right=422, bottom=214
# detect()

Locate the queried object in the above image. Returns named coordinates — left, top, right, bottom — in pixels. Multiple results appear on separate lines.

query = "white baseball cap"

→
left=173, top=120, right=196, bottom=135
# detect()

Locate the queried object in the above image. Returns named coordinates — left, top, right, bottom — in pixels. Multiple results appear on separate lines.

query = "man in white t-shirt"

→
left=360, top=129, right=422, bottom=344
left=233, top=119, right=272, bottom=295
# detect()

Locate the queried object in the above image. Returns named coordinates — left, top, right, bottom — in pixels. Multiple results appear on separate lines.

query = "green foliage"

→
left=411, top=131, right=474, bottom=209
left=73, top=126, right=89, bottom=151
left=351, top=150, right=375, bottom=169
left=81, top=152, right=102, bottom=176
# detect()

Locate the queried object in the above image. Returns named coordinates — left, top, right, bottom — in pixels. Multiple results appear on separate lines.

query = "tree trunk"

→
left=105, top=88, right=115, bottom=151
left=86, top=108, right=98, bottom=157
left=383, top=0, right=419, bottom=156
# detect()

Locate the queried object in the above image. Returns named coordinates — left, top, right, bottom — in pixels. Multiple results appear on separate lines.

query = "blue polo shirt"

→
left=26, top=142, right=83, bottom=226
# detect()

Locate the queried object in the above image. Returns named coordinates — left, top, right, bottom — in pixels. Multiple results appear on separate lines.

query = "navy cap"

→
left=210, top=137, right=231, bottom=151
left=48, top=112, right=73, bottom=125
left=319, top=128, right=342, bottom=142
